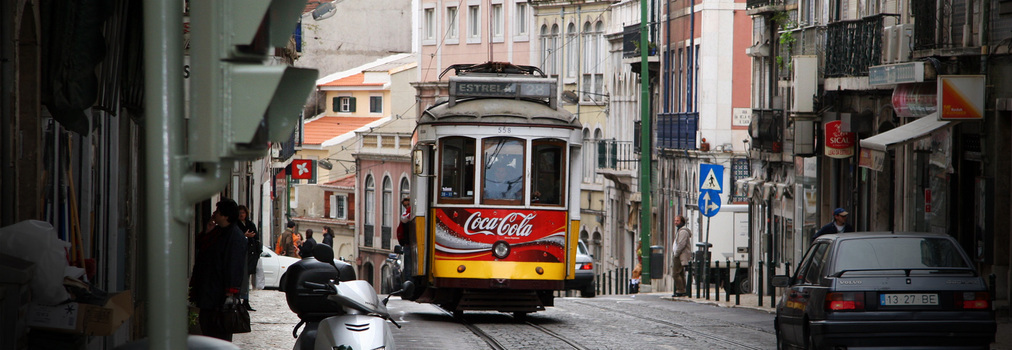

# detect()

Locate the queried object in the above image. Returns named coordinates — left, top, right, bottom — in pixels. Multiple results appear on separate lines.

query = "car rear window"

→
left=834, top=237, right=969, bottom=274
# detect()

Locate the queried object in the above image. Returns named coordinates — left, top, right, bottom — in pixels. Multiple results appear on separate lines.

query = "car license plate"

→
left=880, top=293, right=938, bottom=306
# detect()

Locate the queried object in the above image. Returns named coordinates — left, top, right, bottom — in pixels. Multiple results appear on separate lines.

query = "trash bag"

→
left=0, top=220, right=71, bottom=304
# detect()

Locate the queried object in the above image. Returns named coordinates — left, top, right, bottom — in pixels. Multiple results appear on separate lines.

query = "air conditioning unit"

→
left=883, top=26, right=896, bottom=64
left=896, top=24, right=913, bottom=62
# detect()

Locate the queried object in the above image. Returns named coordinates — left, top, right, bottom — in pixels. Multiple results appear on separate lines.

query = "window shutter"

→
left=349, top=97, right=357, bottom=112
left=332, top=97, right=339, bottom=112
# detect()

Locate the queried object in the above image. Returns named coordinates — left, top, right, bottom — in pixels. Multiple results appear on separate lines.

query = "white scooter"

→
left=282, top=244, right=413, bottom=350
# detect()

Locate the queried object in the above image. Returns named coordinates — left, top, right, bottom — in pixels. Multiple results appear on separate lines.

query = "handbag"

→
left=219, top=303, right=251, bottom=334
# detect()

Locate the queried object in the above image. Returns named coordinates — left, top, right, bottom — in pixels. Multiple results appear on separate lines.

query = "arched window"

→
left=400, top=177, right=410, bottom=201
left=364, top=175, right=375, bottom=247
left=567, top=22, right=577, bottom=78
left=549, top=24, right=560, bottom=75
left=381, top=176, right=392, bottom=249
left=540, top=25, right=550, bottom=75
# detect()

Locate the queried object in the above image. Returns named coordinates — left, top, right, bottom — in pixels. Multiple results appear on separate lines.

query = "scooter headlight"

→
left=492, top=241, right=510, bottom=259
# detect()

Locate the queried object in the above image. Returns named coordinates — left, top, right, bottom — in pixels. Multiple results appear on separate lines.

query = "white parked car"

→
left=261, top=246, right=301, bottom=289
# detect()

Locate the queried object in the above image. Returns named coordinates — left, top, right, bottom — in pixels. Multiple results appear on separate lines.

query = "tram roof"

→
left=419, top=98, right=580, bottom=128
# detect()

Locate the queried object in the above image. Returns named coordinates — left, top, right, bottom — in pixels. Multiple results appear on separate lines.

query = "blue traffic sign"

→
left=699, top=163, right=724, bottom=193
left=699, top=190, right=721, bottom=217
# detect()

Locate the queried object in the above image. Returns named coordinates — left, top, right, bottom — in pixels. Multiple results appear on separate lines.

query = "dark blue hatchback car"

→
left=773, top=232, right=996, bottom=350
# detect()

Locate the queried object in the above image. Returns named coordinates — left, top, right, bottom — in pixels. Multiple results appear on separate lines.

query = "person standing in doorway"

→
left=672, top=215, right=692, bottom=297
left=189, top=198, right=246, bottom=341
left=236, top=205, right=259, bottom=311
left=813, top=208, right=854, bottom=241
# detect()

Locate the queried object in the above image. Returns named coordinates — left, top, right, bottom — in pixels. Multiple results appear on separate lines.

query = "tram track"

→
left=570, top=299, right=767, bottom=350
left=436, top=306, right=590, bottom=350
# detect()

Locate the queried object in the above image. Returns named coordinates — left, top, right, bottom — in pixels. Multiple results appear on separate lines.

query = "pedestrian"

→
left=300, top=228, right=317, bottom=258
left=630, top=256, right=642, bottom=294
left=813, top=207, right=855, bottom=241
left=322, top=226, right=334, bottom=247
left=398, top=196, right=415, bottom=282
left=277, top=221, right=300, bottom=258
left=672, top=215, right=692, bottom=297
left=189, top=198, right=247, bottom=341
left=236, top=205, right=259, bottom=312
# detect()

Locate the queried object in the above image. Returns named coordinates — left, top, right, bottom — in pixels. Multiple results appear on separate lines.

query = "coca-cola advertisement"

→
left=434, top=207, right=567, bottom=262
left=824, top=120, right=855, bottom=159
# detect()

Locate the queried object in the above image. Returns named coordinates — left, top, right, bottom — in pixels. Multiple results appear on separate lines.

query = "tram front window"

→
left=439, top=137, right=475, bottom=203
left=532, top=140, right=565, bottom=206
left=482, top=137, right=525, bottom=205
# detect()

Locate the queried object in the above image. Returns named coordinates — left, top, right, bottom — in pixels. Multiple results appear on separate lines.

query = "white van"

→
left=695, top=204, right=751, bottom=294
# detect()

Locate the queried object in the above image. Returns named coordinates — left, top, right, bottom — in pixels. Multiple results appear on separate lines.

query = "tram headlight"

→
left=492, top=241, right=511, bottom=259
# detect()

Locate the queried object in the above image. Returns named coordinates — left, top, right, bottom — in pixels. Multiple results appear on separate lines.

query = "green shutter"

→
left=349, top=97, right=357, bottom=112
left=332, top=97, right=339, bottom=112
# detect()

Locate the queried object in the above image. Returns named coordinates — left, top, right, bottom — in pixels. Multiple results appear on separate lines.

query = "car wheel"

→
left=775, top=326, right=789, bottom=350
left=804, top=324, right=821, bottom=350
left=581, top=285, right=596, bottom=298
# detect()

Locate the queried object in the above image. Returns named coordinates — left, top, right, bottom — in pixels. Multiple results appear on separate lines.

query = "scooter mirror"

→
left=400, top=281, right=415, bottom=298
left=314, top=243, right=335, bottom=264
left=394, top=245, right=404, bottom=254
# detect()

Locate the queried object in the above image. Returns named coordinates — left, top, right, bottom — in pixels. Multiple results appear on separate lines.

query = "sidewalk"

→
left=659, top=287, right=1012, bottom=349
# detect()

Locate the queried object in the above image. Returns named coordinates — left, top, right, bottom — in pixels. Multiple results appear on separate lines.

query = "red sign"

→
left=824, top=120, right=855, bottom=158
left=433, top=208, right=567, bottom=262
left=290, top=159, right=313, bottom=180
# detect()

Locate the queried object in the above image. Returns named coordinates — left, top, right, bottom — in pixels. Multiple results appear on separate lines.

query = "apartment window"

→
left=540, top=25, right=550, bottom=75
left=400, top=177, right=410, bottom=202
left=447, top=7, right=458, bottom=40
left=540, top=24, right=559, bottom=76
left=514, top=2, right=528, bottom=36
left=424, top=8, right=435, bottom=41
left=364, top=175, right=375, bottom=246
left=333, top=96, right=355, bottom=112
left=381, top=176, right=392, bottom=249
left=581, top=21, right=605, bottom=102
left=567, top=23, right=577, bottom=78
left=491, top=4, right=503, bottom=40
left=468, top=5, right=481, bottom=41
left=369, top=96, right=382, bottom=113
left=330, top=194, right=348, bottom=219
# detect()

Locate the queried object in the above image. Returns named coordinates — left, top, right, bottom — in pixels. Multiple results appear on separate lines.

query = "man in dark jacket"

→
left=813, top=207, right=855, bottom=242
left=189, top=198, right=247, bottom=341
left=236, top=205, right=259, bottom=311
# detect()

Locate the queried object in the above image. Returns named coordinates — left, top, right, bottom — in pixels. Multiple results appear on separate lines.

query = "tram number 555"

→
left=498, top=126, right=512, bottom=134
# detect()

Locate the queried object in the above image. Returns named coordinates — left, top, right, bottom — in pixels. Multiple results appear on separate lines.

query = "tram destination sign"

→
left=450, top=78, right=554, bottom=100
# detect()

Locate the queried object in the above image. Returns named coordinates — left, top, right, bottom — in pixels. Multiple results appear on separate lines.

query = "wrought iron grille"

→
left=824, top=15, right=885, bottom=77
left=364, top=225, right=374, bottom=247
left=747, top=0, right=784, bottom=10
left=381, top=226, right=391, bottom=250
left=595, top=140, right=638, bottom=172
left=656, top=112, right=698, bottom=150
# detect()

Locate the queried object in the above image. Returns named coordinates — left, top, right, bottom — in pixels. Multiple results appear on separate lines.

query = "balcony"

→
left=824, top=15, right=886, bottom=77
left=622, top=25, right=656, bottom=58
left=746, top=0, right=786, bottom=15
left=591, top=139, right=638, bottom=191
left=657, top=112, right=698, bottom=150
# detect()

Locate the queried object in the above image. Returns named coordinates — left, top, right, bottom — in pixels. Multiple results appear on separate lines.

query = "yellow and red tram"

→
left=404, top=63, right=583, bottom=316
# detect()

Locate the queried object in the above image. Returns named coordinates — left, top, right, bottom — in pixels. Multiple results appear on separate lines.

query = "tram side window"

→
left=439, top=137, right=476, bottom=203
left=532, top=139, right=565, bottom=206
left=482, top=137, right=525, bottom=205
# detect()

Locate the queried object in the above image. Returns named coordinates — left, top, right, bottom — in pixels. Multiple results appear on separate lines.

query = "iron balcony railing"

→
left=825, top=15, right=886, bottom=77
left=364, top=224, right=374, bottom=247
left=746, top=0, right=784, bottom=10
left=593, top=140, right=638, bottom=172
left=657, top=112, right=699, bottom=150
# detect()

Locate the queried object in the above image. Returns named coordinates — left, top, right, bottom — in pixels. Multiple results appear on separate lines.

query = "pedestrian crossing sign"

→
left=699, top=163, right=724, bottom=193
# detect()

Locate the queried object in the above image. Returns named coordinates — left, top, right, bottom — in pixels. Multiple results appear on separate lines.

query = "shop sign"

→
left=824, top=120, right=854, bottom=158
left=858, top=148, right=885, bottom=172
left=938, top=75, right=984, bottom=120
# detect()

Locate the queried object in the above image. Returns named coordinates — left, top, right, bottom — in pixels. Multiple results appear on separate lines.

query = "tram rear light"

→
left=536, top=266, right=544, bottom=275
left=457, top=265, right=466, bottom=273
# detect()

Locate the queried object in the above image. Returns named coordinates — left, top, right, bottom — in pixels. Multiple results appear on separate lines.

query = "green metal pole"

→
left=639, top=0, right=653, bottom=282
left=142, top=0, right=186, bottom=348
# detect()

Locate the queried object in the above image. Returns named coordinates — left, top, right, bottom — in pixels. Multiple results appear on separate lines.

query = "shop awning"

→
left=859, top=113, right=954, bottom=151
